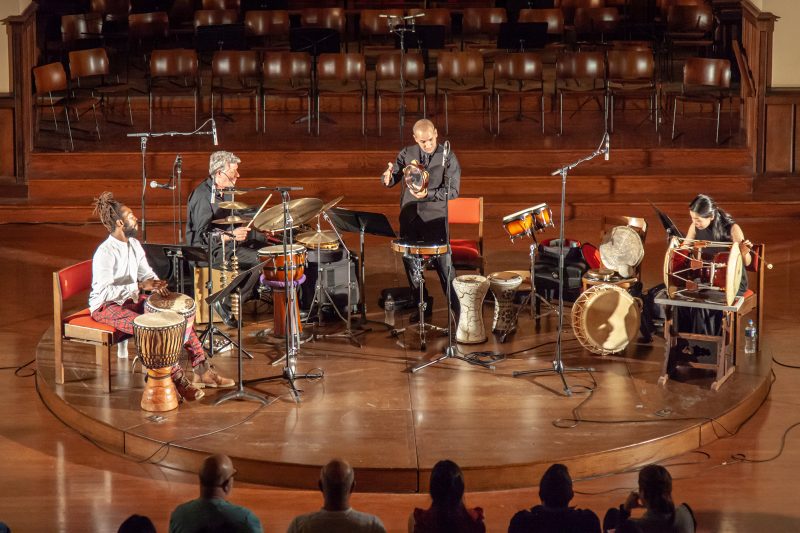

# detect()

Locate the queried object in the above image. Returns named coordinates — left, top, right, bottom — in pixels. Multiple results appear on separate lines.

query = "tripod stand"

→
left=512, top=133, right=609, bottom=395
left=384, top=13, right=423, bottom=138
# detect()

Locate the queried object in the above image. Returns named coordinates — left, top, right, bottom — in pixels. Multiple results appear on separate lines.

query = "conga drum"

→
left=145, top=292, right=196, bottom=343
left=487, top=271, right=523, bottom=334
left=258, top=244, right=307, bottom=283
left=453, top=274, right=490, bottom=344
left=133, top=311, right=186, bottom=412
left=571, top=284, right=640, bottom=355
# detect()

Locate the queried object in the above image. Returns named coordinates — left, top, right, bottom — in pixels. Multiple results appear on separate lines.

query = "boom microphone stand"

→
left=512, top=132, right=610, bottom=395
left=383, top=13, right=424, bottom=138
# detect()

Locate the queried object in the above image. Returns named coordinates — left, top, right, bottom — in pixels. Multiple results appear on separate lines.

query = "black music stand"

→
left=651, top=203, right=685, bottom=241
left=143, top=243, right=206, bottom=295
left=211, top=263, right=272, bottom=406
left=290, top=27, right=341, bottom=130
left=328, top=208, right=397, bottom=328
left=196, top=24, right=247, bottom=53
left=497, top=22, right=549, bottom=51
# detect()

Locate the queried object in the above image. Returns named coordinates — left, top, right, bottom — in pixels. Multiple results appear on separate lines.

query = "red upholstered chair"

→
left=53, top=260, right=121, bottom=393
left=448, top=197, right=485, bottom=275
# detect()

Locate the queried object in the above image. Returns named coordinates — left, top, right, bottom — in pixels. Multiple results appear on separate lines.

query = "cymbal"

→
left=212, top=215, right=252, bottom=225
left=320, top=195, right=344, bottom=214
left=219, top=189, right=248, bottom=196
left=253, top=198, right=324, bottom=232
left=296, top=230, right=339, bottom=246
left=218, top=201, right=250, bottom=210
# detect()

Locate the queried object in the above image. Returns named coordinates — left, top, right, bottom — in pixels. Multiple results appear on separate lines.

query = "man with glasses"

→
left=169, top=454, right=262, bottom=533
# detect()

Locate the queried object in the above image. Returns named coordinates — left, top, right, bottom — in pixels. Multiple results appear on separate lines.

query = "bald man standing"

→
left=286, top=459, right=386, bottom=533
left=169, top=454, right=262, bottom=533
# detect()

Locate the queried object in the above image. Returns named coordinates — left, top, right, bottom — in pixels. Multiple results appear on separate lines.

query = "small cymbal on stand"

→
left=212, top=215, right=253, bottom=225
left=218, top=201, right=251, bottom=210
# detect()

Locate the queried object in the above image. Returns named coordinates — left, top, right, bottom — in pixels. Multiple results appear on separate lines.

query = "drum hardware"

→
left=513, top=133, right=608, bottom=394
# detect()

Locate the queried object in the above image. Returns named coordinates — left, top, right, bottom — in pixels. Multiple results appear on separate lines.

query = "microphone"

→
left=211, top=118, right=218, bottom=146
left=210, top=175, right=216, bottom=205
left=603, top=132, right=610, bottom=161
left=150, top=180, right=175, bottom=190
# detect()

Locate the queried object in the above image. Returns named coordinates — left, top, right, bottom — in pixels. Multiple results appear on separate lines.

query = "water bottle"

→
left=744, top=319, right=757, bottom=354
left=384, top=293, right=395, bottom=327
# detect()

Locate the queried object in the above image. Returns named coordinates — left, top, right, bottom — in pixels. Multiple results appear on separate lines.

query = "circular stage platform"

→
left=36, top=306, right=771, bottom=493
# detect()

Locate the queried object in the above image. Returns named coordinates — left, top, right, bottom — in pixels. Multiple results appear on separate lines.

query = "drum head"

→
left=573, top=284, right=640, bottom=355
left=134, top=310, right=185, bottom=328
left=725, top=243, right=743, bottom=305
left=147, top=293, right=195, bottom=315
left=258, top=244, right=306, bottom=256
left=488, top=271, right=523, bottom=283
left=502, top=204, right=538, bottom=224
left=599, top=225, right=644, bottom=278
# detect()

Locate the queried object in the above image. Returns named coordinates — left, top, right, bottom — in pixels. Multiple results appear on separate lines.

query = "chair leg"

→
left=541, top=94, right=545, bottom=134
left=444, top=92, right=449, bottom=135
left=126, top=94, right=134, bottom=126
left=316, top=94, right=320, bottom=136
left=378, top=93, right=382, bottom=137
left=63, top=106, right=75, bottom=152
left=495, top=93, right=500, bottom=135
left=559, top=92, right=563, bottom=136
left=715, top=101, right=721, bottom=144
left=55, top=339, right=64, bottom=385
left=97, top=343, right=111, bottom=394
left=91, top=102, right=101, bottom=141
left=671, top=97, right=678, bottom=140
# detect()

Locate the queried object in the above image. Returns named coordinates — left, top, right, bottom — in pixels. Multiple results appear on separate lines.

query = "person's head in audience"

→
left=117, top=514, right=156, bottom=533
left=319, top=458, right=355, bottom=511
left=637, top=464, right=675, bottom=515
left=539, top=463, right=574, bottom=508
left=428, top=459, right=468, bottom=522
left=199, top=453, right=237, bottom=500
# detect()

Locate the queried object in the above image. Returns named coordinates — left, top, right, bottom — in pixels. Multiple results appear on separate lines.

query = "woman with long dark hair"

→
left=410, top=460, right=485, bottom=533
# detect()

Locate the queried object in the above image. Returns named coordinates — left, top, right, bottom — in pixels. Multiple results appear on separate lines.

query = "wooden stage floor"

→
left=35, top=220, right=772, bottom=493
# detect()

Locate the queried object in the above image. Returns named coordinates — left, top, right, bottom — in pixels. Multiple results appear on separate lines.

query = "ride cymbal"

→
left=253, top=198, right=323, bottom=232
left=296, top=230, right=339, bottom=246
left=320, top=195, right=344, bottom=214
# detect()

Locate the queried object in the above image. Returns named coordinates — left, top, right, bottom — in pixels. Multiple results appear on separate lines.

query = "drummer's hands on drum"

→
left=382, top=162, right=394, bottom=186
left=139, top=278, right=168, bottom=295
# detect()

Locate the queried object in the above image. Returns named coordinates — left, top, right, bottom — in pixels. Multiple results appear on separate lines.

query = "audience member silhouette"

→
left=286, top=458, right=386, bottom=533
left=508, top=463, right=600, bottom=532
left=169, top=454, right=262, bottom=533
left=118, top=514, right=156, bottom=533
left=410, top=459, right=485, bottom=533
left=603, top=464, right=695, bottom=533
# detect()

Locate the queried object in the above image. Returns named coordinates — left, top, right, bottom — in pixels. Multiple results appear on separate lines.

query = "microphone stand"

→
left=512, top=133, right=609, bottom=395
left=127, top=119, right=217, bottom=242
left=384, top=14, right=422, bottom=139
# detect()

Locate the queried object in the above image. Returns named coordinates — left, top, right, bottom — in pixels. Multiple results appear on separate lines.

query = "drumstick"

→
left=245, top=194, right=273, bottom=230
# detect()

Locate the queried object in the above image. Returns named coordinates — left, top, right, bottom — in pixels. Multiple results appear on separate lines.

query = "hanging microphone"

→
left=604, top=132, right=610, bottom=161
left=211, top=118, right=218, bottom=146
left=150, top=180, right=175, bottom=190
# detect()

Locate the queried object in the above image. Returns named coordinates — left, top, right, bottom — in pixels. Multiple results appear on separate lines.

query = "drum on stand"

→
left=571, top=284, right=641, bottom=355
left=502, top=203, right=554, bottom=241
left=663, top=237, right=742, bottom=306
left=390, top=240, right=449, bottom=256
left=133, top=311, right=186, bottom=412
left=453, top=274, right=490, bottom=344
left=258, top=244, right=308, bottom=282
left=487, top=271, right=523, bottom=334
left=145, top=292, right=196, bottom=343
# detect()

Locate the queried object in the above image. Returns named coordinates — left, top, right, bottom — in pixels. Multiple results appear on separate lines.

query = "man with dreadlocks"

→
left=89, top=192, right=234, bottom=401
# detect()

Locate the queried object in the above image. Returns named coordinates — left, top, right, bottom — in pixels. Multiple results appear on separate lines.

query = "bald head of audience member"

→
left=199, top=454, right=237, bottom=500
left=319, top=459, right=356, bottom=511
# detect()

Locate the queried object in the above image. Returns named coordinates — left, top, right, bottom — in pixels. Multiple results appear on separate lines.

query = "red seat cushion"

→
left=742, top=289, right=754, bottom=299
left=64, top=308, right=116, bottom=333
left=451, top=239, right=481, bottom=266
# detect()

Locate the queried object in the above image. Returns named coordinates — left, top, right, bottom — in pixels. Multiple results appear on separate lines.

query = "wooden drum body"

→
left=133, top=311, right=186, bottom=412
left=453, top=274, right=490, bottom=344
left=663, top=237, right=742, bottom=306
left=258, top=244, right=307, bottom=282
left=145, top=292, right=196, bottom=343
left=391, top=239, right=449, bottom=256
left=571, top=284, right=640, bottom=355
left=502, top=203, right=553, bottom=241
left=488, top=271, right=523, bottom=333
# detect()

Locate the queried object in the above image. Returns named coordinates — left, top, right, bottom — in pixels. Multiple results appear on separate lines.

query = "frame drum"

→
left=663, top=237, right=742, bottom=306
left=258, top=244, right=307, bottom=282
left=391, top=239, right=449, bottom=256
left=571, top=284, right=640, bottom=355
left=502, top=203, right=553, bottom=241
left=145, top=293, right=196, bottom=343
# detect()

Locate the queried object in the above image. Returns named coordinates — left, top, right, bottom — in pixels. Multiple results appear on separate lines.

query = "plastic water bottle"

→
left=384, top=293, right=395, bottom=327
left=744, top=320, right=757, bottom=354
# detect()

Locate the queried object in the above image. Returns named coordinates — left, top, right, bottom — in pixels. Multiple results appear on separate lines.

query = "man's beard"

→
left=123, top=223, right=137, bottom=239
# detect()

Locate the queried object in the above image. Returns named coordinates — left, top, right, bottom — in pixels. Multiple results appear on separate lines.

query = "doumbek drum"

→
left=145, top=292, right=196, bottom=343
left=258, top=244, right=307, bottom=282
left=133, top=310, right=186, bottom=412
left=487, top=271, right=523, bottom=334
left=571, top=284, right=640, bottom=355
left=453, top=274, right=490, bottom=344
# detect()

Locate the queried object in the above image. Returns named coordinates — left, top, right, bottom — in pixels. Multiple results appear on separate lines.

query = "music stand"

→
left=211, top=263, right=271, bottom=406
left=290, top=27, right=341, bottom=130
left=497, top=22, right=549, bottom=51
left=651, top=203, right=684, bottom=241
left=195, top=24, right=247, bottom=53
left=143, top=243, right=207, bottom=296
left=327, top=207, right=397, bottom=328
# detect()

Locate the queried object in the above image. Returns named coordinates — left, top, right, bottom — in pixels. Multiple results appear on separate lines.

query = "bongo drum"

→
left=663, top=237, right=742, bottom=305
left=133, top=311, right=186, bottom=412
left=502, top=203, right=553, bottom=241
left=258, top=244, right=307, bottom=282
left=145, top=292, right=196, bottom=343
left=453, top=274, right=490, bottom=344
left=487, top=272, right=523, bottom=334
left=571, top=284, right=640, bottom=355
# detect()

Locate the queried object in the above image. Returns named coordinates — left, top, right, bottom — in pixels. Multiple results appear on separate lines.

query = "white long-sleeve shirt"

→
left=89, top=235, right=157, bottom=313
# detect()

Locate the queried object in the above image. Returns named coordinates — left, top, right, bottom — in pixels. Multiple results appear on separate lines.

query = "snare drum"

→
left=145, top=292, right=196, bottom=343
left=258, top=244, right=307, bottom=282
left=663, top=237, right=742, bottom=306
left=391, top=239, right=449, bottom=256
left=571, top=284, right=640, bottom=355
left=502, top=203, right=553, bottom=241
left=133, top=311, right=186, bottom=412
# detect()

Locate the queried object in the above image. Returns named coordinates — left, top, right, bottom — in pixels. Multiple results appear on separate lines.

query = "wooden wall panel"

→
left=764, top=103, right=793, bottom=173
left=0, top=106, right=13, bottom=176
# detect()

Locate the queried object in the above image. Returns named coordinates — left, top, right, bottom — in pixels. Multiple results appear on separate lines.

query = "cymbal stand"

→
left=392, top=254, right=447, bottom=351
left=512, top=135, right=608, bottom=395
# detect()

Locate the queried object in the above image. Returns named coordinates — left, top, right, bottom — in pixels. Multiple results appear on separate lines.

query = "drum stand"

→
left=393, top=254, right=449, bottom=352
left=512, top=136, right=608, bottom=395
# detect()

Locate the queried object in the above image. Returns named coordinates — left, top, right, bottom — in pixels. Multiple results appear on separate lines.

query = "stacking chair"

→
left=61, top=13, right=105, bottom=55
left=407, top=8, right=453, bottom=44
left=448, top=197, right=485, bottom=275
left=518, top=8, right=565, bottom=41
left=148, top=48, right=199, bottom=129
left=202, top=0, right=240, bottom=9
left=194, top=8, right=239, bottom=28
left=669, top=57, right=731, bottom=144
left=461, top=8, right=507, bottom=51
left=557, top=0, right=606, bottom=27
left=300, top=7, right=346, bottom=51
left=316, top=52, right=367, bottom=136
left=128, top=11, right=171, bottom=66
left=358, top=9, right=403, bottom=53
left=492, top=52, right=545, bottom=135
left=34, top=62, right=101, bottom=151
left=665, top=2, right=715, bottom=75
left=211, top=50, right=261, bottom=132
left=555, top=50, right=606, bottom=135
left=435, top=50, right=491, bottom=135
left=261, top=51, right=312, bottom=133
left=375, top=51, right=426, bottom=136
left=244, top=10, right=290, bottom=50
left=68, top=47, right=134, bottom=126
left=574, top=7, right=621, bottom=43
left=606, top=48, right=657, bottom=132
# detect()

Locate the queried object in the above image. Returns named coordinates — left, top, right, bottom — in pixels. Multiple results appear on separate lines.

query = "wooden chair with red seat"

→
left=448, top=197, right=485, bottom=275
left=733, top=243, right=766, bottom=354
left=53, top=260, right=119, bottom=393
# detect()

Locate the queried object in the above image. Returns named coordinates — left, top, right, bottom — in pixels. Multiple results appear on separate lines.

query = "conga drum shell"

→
left=258, top=244, right=307, bottom=282
left=453, top=275, right=490, bottom=344
left=571, top=284, right=640, bottom=355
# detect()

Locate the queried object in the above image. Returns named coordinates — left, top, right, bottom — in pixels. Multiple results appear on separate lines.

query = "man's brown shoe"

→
left=174, top=375, right=205, bottom=401
left=192, top=366, right=236, bottom=388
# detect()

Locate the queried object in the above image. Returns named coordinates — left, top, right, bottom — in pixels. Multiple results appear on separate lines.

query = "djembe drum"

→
left=133, top=311, right=186, bottom=412
left=145, top=292, right=196, bottom=342
left=487, top=271, right=523, bottom=334
left=453, top=274, right=490, bottom=344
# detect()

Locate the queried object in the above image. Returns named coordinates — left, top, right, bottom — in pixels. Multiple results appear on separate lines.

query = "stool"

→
left=265, top=274, right=306, bottom=338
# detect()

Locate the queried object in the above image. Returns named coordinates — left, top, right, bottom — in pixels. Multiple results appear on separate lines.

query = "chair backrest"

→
left=194, top=9, right=238, bottom=28
left=150, top=48, right=198, bottom=77
left=462, top=8, right=507, bottom=38
left=262, top=51, right=312, bottom=81
left=61, top=13, right=104, bottom=44
left=244, top=10, right=290, bottom=37
left=129, top=11, right=170, bottom=41
left=300, top=8, right=345, bottom=34
left=212, top=50, right=259, bottom=77
left=556, top=51, right=605, bottom=81
left=448, top=197, right=483, bottom=225
left=376, top=52, right=426, bottom=82
left=557, top=0, right=605, bottom=25
left=317, top=53, right=366, bottom=83
left=437, top=51, right=485, bottom=80
left=667, top=3, right=713, bottom=33
left=659, top=0, right=705, bottom=19
left=69, top=47, right=111, bottom=80
left=493, top=52, right=543, bottom=83
left=359, top=9, right=404, bottom=37
left=574, top=7, right=620, bottom=35
left=407, top=8, right=452, bottom=38
left=601, top=215, right=648, bottom=243
left=34, top=62, right=69, bottom=94
left=518, top=8, right=564, bottom=35
left=683, top=57, right=730, bottom=89
left=55, top=260, right=93, bottom=303
left=90, top=0, right=130, bottom=22
left=607, top=49, right=654, bottom=82
left=202, top=0, right=240, bottom=9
